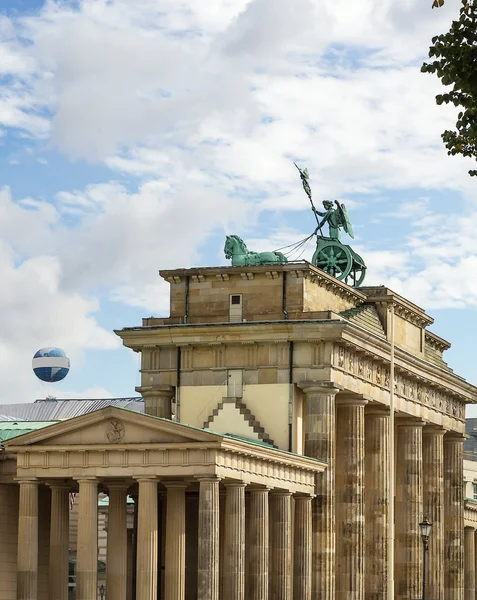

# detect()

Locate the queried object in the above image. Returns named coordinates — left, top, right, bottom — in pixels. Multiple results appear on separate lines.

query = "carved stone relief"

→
left=106, top=419, right=125, bottom=444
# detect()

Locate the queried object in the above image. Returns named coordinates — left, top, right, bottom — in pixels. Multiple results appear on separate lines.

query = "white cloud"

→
left=0, top=228, right=119, bottom=403
left=2, top=0, right=477, bottom=401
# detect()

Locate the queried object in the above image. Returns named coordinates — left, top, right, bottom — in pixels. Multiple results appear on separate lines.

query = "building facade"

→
left=0, top=261, right=476, bottom=600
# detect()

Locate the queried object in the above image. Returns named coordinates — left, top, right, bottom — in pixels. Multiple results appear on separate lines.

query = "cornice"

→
left=425, top=330, right=451, bottom=353
left=361, top=287, right=434, bottom=328
left=159, top=262, right=367, bottom=304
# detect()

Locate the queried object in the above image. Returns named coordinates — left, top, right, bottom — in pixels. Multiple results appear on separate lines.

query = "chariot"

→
left=312, top=236, right=367, bottom=287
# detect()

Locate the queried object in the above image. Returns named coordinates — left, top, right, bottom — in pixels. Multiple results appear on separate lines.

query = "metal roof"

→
left=0, top=414, right=25, bottom=422
left=0, top=421, right=58, bottom=442
left=0, top=397, right=144, bottom=422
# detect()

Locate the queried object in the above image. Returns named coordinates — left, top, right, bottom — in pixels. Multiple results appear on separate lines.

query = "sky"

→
left=2, top=0, right=477, bottom=415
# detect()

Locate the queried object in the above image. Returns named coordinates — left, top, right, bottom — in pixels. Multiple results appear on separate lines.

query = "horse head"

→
left=224, top=235, right=233, bottom=259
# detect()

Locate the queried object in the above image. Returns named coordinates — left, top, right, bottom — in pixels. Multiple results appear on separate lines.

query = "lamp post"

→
left=419, top=518, right=432, bottom=600
left=99, top=584, right=105, bottom=600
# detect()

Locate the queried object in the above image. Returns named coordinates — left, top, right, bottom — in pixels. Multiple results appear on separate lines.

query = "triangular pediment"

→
left=4, top=407, right=224, bottom=448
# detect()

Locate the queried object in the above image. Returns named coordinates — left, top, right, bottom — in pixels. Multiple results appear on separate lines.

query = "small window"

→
left=473, top=483, right=477, bottom=500
left=229, top=294, right=243, bottom=322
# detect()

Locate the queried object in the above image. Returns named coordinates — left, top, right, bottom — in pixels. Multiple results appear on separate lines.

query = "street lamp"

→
left=419, top=518, right=432, bottom=600
left=99, top=584, right=105, bottom=600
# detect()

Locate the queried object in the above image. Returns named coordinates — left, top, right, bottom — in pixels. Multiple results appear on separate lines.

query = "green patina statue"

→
left=223, top=164, right=367, bottom=287
left=295, top=163, right=366, bottom=286
left=224, top=235, right=288, bottom=267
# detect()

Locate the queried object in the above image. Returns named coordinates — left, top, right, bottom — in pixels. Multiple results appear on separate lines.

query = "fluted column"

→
left=444, top=434, right=465, bottom=600
left=336, top=397, right=367, bottom=600
left=293, top=495, right=312, bottom=600
left=464, top=527, right=475, bottom=600
left=365, top=408, right=390, bottom=600
left=164, top=482, right=187, bottom=600
left=247, top=488, right=269, bottom=600
left=106, top=483, right=128, bottom=600
left=135, top=477, right=158, bottom=600
left=269, top=491, right=292, bottom=600
left=48, top=483, right=70, bottom=600
left=301, top=382, right=339, bottom=599
left=17, top=478, right=39, bottom=600
left=197, top=477, right=220, bottom=600
left=219, top=490, right=226, bottom=599
left=423, top=426, right=445, bottom=600
left=223, top=482, right=246, bottom=600
left=76, top=478, right=99, bottom=600
left=395, top=420, right=424, bottom=600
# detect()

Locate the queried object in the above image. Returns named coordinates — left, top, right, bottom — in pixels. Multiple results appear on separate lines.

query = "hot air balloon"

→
left=32, top=347, right=70, bottom=383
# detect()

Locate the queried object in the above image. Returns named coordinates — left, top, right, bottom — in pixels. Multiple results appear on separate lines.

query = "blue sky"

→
left=2, top=0, right=477, bottom=414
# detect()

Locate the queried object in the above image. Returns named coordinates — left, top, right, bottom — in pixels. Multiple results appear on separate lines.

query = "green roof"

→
left=0, top=421, right=59, bottom=442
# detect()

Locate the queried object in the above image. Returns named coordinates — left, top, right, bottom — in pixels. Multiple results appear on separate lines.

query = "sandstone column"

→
left=76, top=478, right=99, bottom=600
left=48, top=483, right=70, bottom=600
left=17, top=478, right=39, bottom=600
left=247, top=488, right=269, bottom=600
left=106, top=483, right=128, bottom=600
left=135, top=477, right=158, bottom=600
left=164, top=482, right=187, bottom=600
left=365, top=408, right=390, bottom=600
left=395, top=420, right=424, bottom=600
left=301, top=382, right=339, bottom=599
left=197, top=477, right=220, bottom=600
left=336, top=396, right=367, bottom=600
left=136, top=385, right=174, bottom=419
left=219, top=489, right=226, bottom=599
left=464, top=527, right=475, bottom=600
left=269, top=491, right=292, bottom=600
left=444, top=434, right=465, bottom=600
left=293, top=495, right=312, bottom=600
left=423, top=426, right=445, bottom=600
left=223, top=482, right=246, bottom=600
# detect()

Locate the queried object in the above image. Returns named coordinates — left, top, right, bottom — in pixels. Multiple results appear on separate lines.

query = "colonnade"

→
left=15, top=476, right=313, bottom=600
left=302, top=383, right=465, bottom=600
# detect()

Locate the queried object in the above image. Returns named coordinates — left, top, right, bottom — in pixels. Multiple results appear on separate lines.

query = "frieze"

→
left=333, top=343, right=466, bottom=422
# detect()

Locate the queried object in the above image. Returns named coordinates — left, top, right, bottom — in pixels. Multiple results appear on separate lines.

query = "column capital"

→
left=365, top=404, right=390, bottom=416
left=336, top=395, right=368, bottom=407
left=299, top=381, right=340, bottom=395
left=135, top=384, right=175, bottom=398
left=293, top=493, right=314, bottom=501
left=15, top=477, right=39, bottom=485
left=74, top=476, right=99, bottom=483
left=270, top=489, right=293, bottom=498
left=133, top=475, right=159, bottom=483
left=248, top=485, right=270, bottom=494
left=223, top=480, right=246, bottom=489
left=423, top=425, right=447, bottom=436
left=195, top=475, right=221, bottom=483
left=444, top=431, right=467, bottom=442
left=396, top=417, right=426, bottom=428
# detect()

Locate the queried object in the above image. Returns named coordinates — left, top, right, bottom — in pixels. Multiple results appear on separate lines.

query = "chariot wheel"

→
left=344, top=252, right=366, bottom=287
left=312, top=241, right=352, bottom=281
